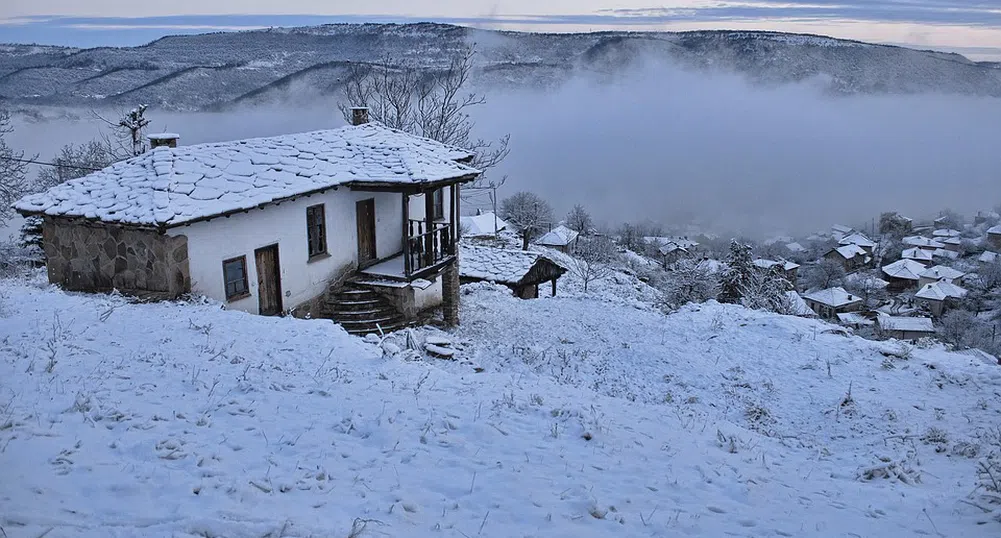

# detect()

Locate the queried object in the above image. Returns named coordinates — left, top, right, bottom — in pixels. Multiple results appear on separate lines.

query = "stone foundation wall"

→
left=42, top=219, right=190, bottom=298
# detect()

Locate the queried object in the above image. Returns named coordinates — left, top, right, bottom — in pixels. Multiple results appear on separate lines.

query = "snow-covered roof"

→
left=785, top=242, right=806, bottom=253
left=937, top=236, right=962, bottom=246
left=753, top=259, right=799, bottom=271
left=832, top=224, right=853, bottom=234
left=932, top=229, right=961, bottom=238
left=838, top=233, right=875, bottom=248
left=460, top=212, right=510, bottom=237
left=831, top=244, right=867, bottom=260
left=901, top=247, right=933, bottom=262
left=535, top=225, right=580, bottom=247
left=459, top=244, right=565, bottom=285
left=843, top=272, right=889, bottom=289
left=837, top=312, right=874, bottom=326
left=979, top=251, right=1000, bottom=264
left=882, top=259, right=926, bottom=281
left=645, top=236, right=699, bottom=250
left=15, top=122, right=480, bottom=228
left=987, top=225, right=1001, bottom=235
left=915, top=281, right=967, bottom=301
left=803, top=287, right=862, bottom=308
left=902, top=236, right=945, bottom=249
left=918, top=265, right=965, bottom=282
left=932, top=248, right=960, bottom=260
left=877, top=315, right=935, bottom=333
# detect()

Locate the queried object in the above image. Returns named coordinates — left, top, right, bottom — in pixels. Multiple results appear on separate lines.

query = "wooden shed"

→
left=459, top=244, right=567, bottom=299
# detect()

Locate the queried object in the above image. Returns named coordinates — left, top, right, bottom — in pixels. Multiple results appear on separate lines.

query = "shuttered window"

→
left=222, top=256, right=249, bottom=300
left=306, top=204, right=327, bottom=258
left=432, top=188, right=444, bottom=220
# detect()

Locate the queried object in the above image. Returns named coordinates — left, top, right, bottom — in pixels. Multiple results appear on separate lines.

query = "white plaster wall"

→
left=169, top=188, right=402, bottom=314
left=407, top=185, right=455, bottom=224
left=413, top=279, right=443, bottom=311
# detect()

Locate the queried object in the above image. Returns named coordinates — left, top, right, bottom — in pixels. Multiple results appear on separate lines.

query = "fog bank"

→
left=8, top=62, right=1001, bottom=236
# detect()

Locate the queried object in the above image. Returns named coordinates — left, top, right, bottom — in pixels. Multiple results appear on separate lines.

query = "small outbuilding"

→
left=877, top=315, right=935, bottom=341
left=534, top=225, right=580, bottom=254
left=988, top=225, right=1001, bottom=250
left=915, top=280, right=967, bottom=317
left=460, top=212, right=511, bottom=237
left=459, top=244, right=567, bottom=299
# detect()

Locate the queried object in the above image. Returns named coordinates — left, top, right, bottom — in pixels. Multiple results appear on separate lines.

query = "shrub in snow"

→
left=921, top=427, right=949, bottom=445
left=800, top=258, right=846, bottom=291
left=974, top=427, right=1001, bottom=514
left=567, top=236, right=616, bottom=293
left=660, top=258, right=720, bottom=310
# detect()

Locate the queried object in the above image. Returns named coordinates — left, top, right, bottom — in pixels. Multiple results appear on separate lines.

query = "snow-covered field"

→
left=1, top=274, right=1000, bottom=537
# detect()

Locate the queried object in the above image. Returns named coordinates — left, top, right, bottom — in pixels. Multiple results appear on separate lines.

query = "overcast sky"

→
left=2, top=0, right=1000, bottom=60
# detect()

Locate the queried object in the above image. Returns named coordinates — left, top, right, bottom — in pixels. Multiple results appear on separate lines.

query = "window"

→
left=306, top=204, right=327, bottom=258
left=432, top=188, right=445, bottom=221
left=222, top=256, right=249, bottom=300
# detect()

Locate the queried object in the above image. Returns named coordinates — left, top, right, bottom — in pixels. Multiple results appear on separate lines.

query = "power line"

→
left=0, top=155, right=103, bottom=172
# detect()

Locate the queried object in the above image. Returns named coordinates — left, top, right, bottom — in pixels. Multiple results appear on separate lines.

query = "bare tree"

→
left=565, top=204, right=593, bottom=235
left=501, top=191, right=553, bottom=250
left=340, top=47, right=509, bottom=185
left=801, top=258, right=846, bottom=291
left=0, top=109, right=31, bottom=225
left=35, top=141, right=116, bottom=191
left=568, top=236, right=616, bottom=293
left=843, top=272, right=888, bottom=308
left=94, top=105, right=151, bottom=159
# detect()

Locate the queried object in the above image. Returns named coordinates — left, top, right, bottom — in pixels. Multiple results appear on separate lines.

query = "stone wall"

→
left=42, top=219, right=190, bottom=298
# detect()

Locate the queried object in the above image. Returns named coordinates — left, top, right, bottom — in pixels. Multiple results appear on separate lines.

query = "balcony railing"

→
left=405, top=219, right=454, bottom=277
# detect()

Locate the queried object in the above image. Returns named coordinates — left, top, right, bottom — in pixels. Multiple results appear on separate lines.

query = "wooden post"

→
left=402, top=193, right=411, bottom=277
left=551, top=278, right=557, bottom=297
left=449, top=182, right=457, bottom=253
left=424, top=191, right=435, bottom=268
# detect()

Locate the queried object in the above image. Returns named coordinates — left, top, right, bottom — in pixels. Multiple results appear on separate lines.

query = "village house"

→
left=785, top=242, right=807, bottom=254
left=932, top=229, right=961, bottom=238
left=753, top=259, right=800, bottom=287
left=458, top=244, right=566, bottom=298
left=876, top=315, right=936, bottom=341
left=14, top=109, right=480, bottom=331
left=838, top=232, right=876, bottom=255
left=881, top=259, right=927, bottom=291
left=802, top=287, right=864, bottom=320
left=460, top=211, right=510, bottom=238
left=937, top=236, right=963, bottom=253
left=831, top=224, right=854, bottom=240
left=836, top=312, right=875, bottom=329
left=901, top=247, right=933, bottom=265
left=902, top=236, right=946, bottom=251
left=980, top=251, right=1000, bottom=265
left=824, top=244, right=869, bottom=273
left=917, top=265, right=966, bottom=287
left=535, top=224, right=580, bottom=254
left=988, top=225, right=1001, bottom=250
left=932, top=248, right=960, bottom=261
left=974, top=211, right=1000, bottom=226
left=915, top=280, right=967, bottom=317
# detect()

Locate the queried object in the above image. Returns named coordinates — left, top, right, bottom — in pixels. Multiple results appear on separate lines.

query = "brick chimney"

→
left=148, top=133, right=180, bottom=149
left=350, top=107, right=370, bottom=126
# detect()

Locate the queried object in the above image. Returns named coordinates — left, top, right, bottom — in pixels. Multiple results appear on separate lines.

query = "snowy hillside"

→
left=1, top=275, right=1000, bottom=537
left=0, top=23, right=999, bottom=110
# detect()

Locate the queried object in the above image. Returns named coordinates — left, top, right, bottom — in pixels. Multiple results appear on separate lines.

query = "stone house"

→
left=802, top=287, right=864, bottom=320
left=838, top=232, right=876, bottom=255
left=902, top=236, right=946, bottom=251
left=824, top=244, right=869, bottom=273
left=901, top=247, right=933, bottom=265
left=917, top=265, right=965, bottom=288
left=459, top=244, right=567, bottom=299
left=14, top=109, right=480, bottom=331
left=988, top=226, right=1001, bottom=250
left=915, top=280, right=967, bottom=317
left=881, top=259, right=926, bottom=291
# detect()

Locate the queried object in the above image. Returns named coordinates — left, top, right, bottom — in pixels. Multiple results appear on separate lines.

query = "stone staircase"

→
left=319, top=284, right=408, bottom=336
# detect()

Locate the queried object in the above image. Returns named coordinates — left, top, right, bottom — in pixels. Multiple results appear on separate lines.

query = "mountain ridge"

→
left=0, top=23, right=999, bottom=111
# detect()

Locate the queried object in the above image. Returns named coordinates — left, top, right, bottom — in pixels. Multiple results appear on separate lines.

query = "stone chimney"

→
left=148, top=133, right=180, bottom=149
left=350, top=107, right=370, bottom=126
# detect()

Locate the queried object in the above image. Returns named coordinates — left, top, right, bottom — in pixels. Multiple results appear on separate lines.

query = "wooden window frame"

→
left=306, top=204, right=328, bottom=260
left=222, top=255, right=250, bottom=301
left=432, top=188, right=445, bottom=221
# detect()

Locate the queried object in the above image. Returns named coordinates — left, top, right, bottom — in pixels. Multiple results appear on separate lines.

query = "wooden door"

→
left=356, top=198, right=377, bottom=267
left=254, top=244, right=283, bottom=316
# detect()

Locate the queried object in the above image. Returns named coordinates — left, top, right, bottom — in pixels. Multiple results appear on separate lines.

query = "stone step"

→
left=323, top=308, right=399, bottom=321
